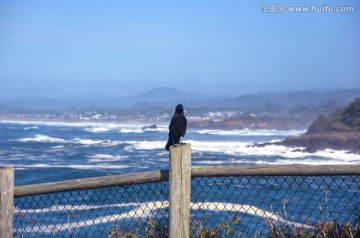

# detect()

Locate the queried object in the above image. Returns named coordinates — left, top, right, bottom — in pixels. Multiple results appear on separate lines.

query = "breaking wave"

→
left=196, top=129, right=305, bottom=137
left=11, top=163, right=130, bottom=170
left=18, top=134, right=66, bottom=143
left=88, top=154, right=128, bottom=163
left=125, top=140, right=360, bottom=165
left=24, top=126, right=39, bottom=130
left=14, top=201, right=310, bottom=234
left=15, top=134, right=123, bottom=146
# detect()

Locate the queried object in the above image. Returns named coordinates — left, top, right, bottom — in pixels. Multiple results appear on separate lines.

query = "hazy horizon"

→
left=1, top=86, right=360, bottom=101
left=1, top=1, right=359, bottom=98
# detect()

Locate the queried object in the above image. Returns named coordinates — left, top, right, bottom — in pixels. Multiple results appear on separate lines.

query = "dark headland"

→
left=262, top=98, right=360, bottom=154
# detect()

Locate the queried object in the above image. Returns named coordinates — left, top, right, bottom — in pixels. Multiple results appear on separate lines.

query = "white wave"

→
left=14, top=202, right=133, bottom=214
left=86, top=126, right=167, bottom=134
left=119, top=128, right=143, bottom=133
left=1, top=120, right=98, bottom=128
left=14, top=201, right=310, bottom=233
left=124, top=139, right=360, bottom=164
left=18, top=134, right=66, bottom=143
left=143, top=126, right=168, bottom=132
left=125, top=140, right=360, bottom=165
left=85, top=123, right=142, bottom=133
left=120, top=126, right=168, bottom=134
left=88, top=154, right=128, bottom=163
left=196, top=129, right=305, bottom=137
left=85, top=127, right=112, bottom=133
left=71, top=138, right=104, bottom=145
left=13, top=133, right=360, bottom=164
left=128, top=140, right=165, bottom=150
left=51, top=145, right=64, bottom=149
left=1, top=120, right=150, bottom=131
left=24, top=126, right=39, bottom=130
left=15, top=134, right=123, bottom=147
left=1, top=119, right=169, bottom=135
left=12, top=163, right=129, bottom=170
left=189, top=140, right=360, bottom=164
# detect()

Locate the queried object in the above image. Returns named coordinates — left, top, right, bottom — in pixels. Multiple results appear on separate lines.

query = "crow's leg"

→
left=165, top=137, right=172, bottom=151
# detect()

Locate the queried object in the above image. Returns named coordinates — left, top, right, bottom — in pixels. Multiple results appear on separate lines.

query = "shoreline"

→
left=2, top=119, right=359, bottom=156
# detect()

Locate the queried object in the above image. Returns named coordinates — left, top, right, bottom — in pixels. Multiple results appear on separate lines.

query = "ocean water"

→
left=3, top=121, right=360, bottom=237
left=1, top=120, right=359, bottom=186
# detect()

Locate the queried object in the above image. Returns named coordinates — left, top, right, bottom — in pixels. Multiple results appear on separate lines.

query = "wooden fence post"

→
left=0, top=167, right=14, bottom=238
left=169, top=143, right=191, bottom=238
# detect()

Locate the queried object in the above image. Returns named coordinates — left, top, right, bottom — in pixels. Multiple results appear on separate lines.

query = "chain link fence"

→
left=13, top=174, right=360, bottom=237
left=191, top=175, right=360, bottom=237
left=14, top=182, right=169, bottom=237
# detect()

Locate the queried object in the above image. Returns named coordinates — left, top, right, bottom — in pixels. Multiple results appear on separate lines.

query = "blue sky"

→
left=0, top=0, right=359, bottom=98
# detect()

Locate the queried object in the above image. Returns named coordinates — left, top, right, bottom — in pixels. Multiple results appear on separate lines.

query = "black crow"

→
left=165, top=104, right=187, bottom=151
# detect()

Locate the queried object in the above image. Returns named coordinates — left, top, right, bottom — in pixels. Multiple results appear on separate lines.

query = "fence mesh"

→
left=14, top=175, right=360, bottom=237
left=14, top=182, right=169, bottom=237
left=191, top=175, right=360, bottom=237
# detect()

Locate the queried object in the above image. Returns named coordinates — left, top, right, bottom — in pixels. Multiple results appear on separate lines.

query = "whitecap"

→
left=84, top=123, right=137, bottom=133
left=88, top=154, right=128, bottom=162
left=119, top=126, right=168, bottom=134
left=1, top=120, right=146, bottom=131
left=13, top=201, right=309, bottom=233
left=187, top=140, right=360, bottom=162
left=51, top=145, right=64, bottom=149
left=195, top=129, right=305, bottom=137
left=143, top=126, right=168, bottom=133
left=12, top=164, right=129, bottom=170
left=17, top=134, right=66, bottom=143
left=119, top=128, right=143, bottom=133
left=127, top=140, right=165, bottom=150
left=71, top=138, right=104, bottom=145
left=16, top=135, right=124, bottom=147
left=24, top=126, right=39, bottom=130
left=85, top=127, right=112, bottom=133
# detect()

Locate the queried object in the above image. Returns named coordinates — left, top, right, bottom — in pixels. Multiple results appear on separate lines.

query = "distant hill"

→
left=119, top=87, right=210, bottom=107
left=0, top=87, right=210, bottom=110
left=212, top=88, right=360, bottom=111
left=0, top=87, right=359, bottom=113
left=280, top=98, right=360, bottom=153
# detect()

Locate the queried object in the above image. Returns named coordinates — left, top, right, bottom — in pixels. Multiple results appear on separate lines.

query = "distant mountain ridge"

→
left=0, top=87, right=359, bottom=112
left=0, top=87, right=210, bottom=110
left=120, top=87, right=210, bottom=106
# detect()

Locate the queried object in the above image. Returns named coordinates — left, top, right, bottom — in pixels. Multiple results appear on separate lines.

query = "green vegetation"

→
left=108, top=216, right=241, bottom=238
left=267, top=219, right=360, bottom=238
left=108, top=216, right=360, bottom=238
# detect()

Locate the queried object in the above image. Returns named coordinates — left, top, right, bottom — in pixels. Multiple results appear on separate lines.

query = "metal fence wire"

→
left=14, top=175, right=360, bottom=237
left=190, top=175, right=360, bottom=237
left=13, top=182, right=170, bottom=237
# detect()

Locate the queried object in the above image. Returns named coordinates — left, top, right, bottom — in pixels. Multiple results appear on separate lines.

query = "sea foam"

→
left=15, top=134, right=124, bottom=146
left=195, top=129, right=305, bottom=137
left=18, top=134, right=66, bottom=143
left=14, top=201, right=309, bottom=234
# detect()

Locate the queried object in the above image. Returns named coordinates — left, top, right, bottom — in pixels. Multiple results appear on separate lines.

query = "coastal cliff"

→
left=280, top=98, right=360, bottom=153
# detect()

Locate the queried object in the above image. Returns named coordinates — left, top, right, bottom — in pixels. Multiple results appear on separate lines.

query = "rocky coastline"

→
left=188, top=116, right=309, bottom=131
left=275, top=98, right=360, bottom=154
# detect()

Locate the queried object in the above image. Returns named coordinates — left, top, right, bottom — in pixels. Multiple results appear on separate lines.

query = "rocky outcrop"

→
left=281, top=131, right=360, bottom=153
left=279, top=98, right=360, bottom=153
